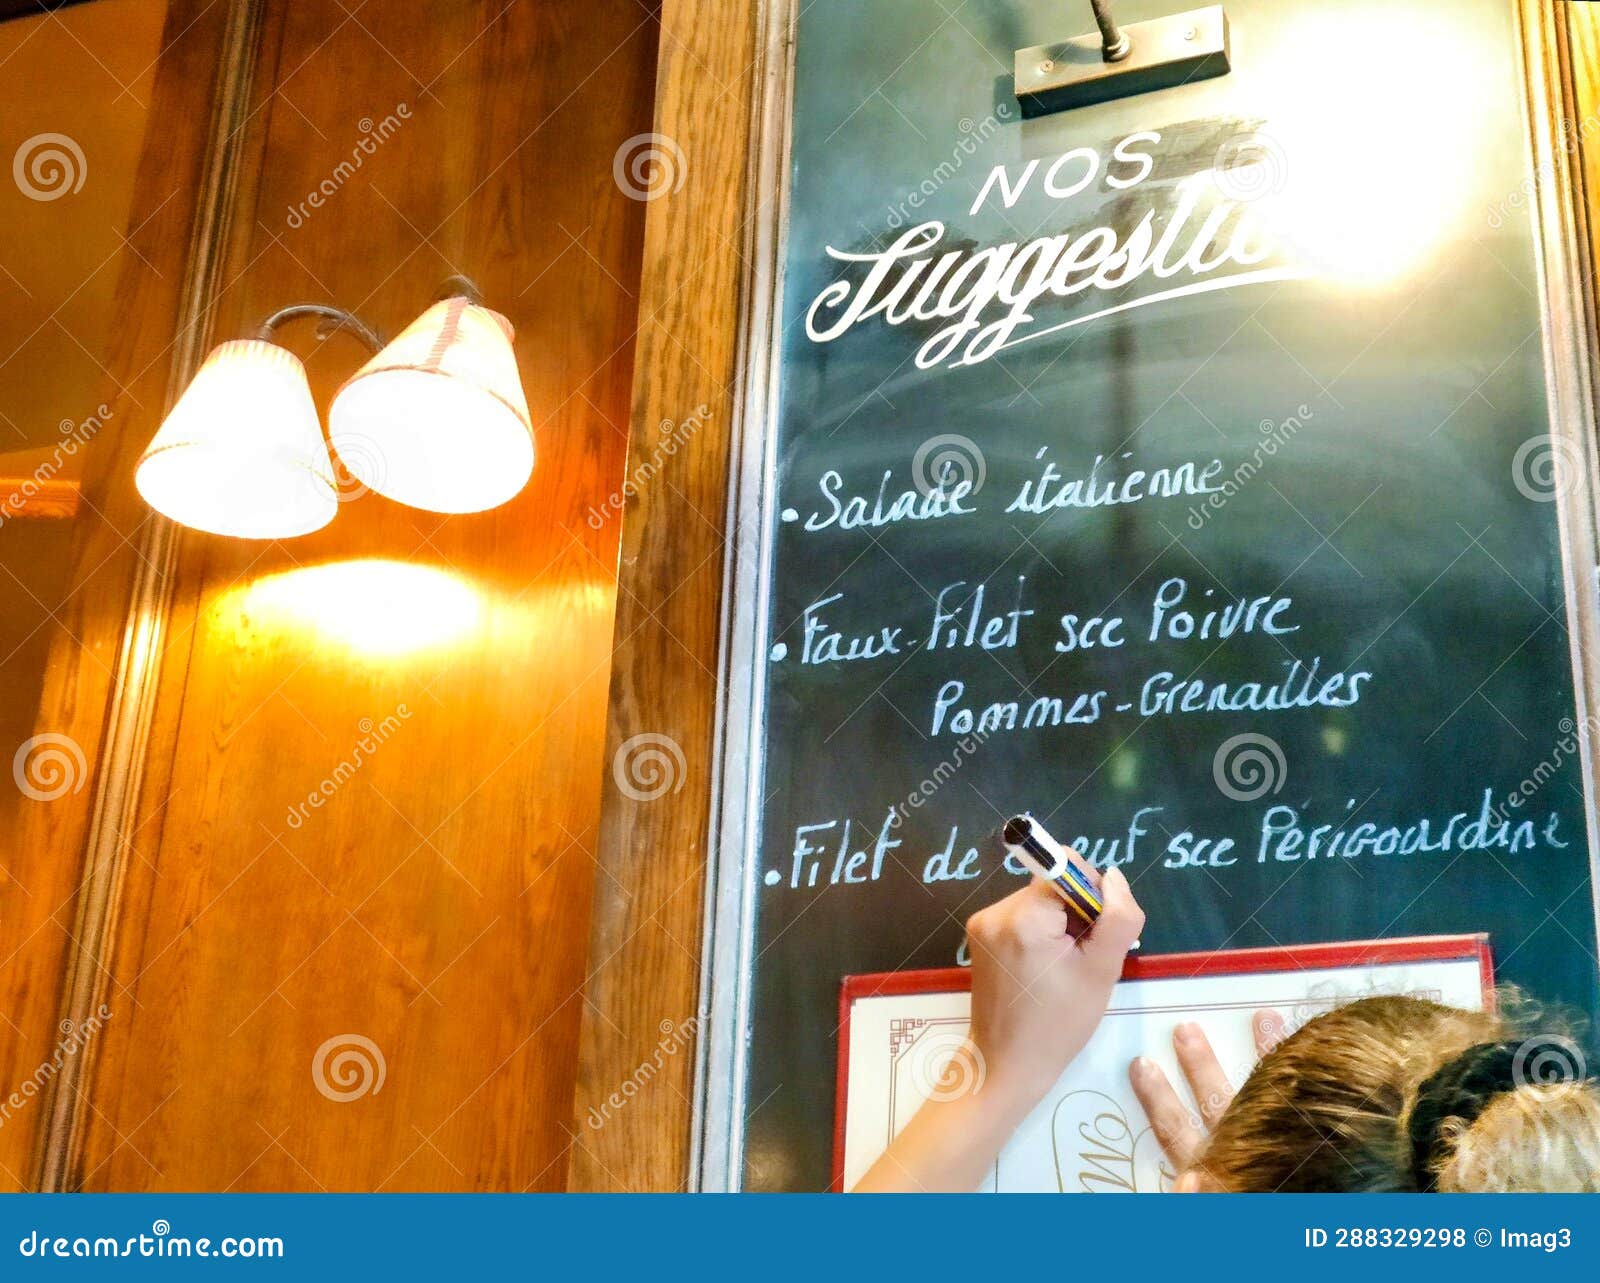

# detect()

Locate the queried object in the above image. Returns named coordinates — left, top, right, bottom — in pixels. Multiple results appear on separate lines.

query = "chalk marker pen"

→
left=1002, top=813, right=1103, bottom=933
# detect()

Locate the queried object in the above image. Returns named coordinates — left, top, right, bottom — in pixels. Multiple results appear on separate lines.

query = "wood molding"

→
left=34, top=0, right=266, bottom=1191
left=568, top=0, right=768, bottom=1190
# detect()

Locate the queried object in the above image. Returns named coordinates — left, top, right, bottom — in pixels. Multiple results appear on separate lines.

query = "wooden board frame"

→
left=1521, top=0, right=1600, bottom=965
left=577, top=0, right=1600, bottom=1192
left=567, top=0, right=775, bottom=1191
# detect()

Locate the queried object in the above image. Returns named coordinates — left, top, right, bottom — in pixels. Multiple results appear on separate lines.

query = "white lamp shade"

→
left=326, top=297, right=534, bottom=514
left=135, top=340, right=338, bottom=539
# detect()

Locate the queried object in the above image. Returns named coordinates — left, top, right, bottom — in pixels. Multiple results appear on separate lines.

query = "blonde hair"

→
left=1439, top=1082, right=1600, bottom=1192
left=1193, top=994, right=1600, bottom=1192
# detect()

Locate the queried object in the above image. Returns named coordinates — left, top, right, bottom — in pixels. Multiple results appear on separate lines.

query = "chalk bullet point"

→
left=770, top=642, right=788, bottom=661
left=781, top=507, right=799, bottom=522
left=764, top=869, right=782, bottom=886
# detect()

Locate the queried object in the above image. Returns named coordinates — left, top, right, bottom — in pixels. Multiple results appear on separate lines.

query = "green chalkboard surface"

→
left=730, top=0, right=1600, bottom=1190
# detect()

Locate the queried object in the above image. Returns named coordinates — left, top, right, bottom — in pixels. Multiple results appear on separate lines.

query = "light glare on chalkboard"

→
left=1241, top=12, right=1490, bottom=286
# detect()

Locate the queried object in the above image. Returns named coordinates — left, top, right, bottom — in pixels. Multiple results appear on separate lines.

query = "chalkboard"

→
left=700, top=0, right=1600, bottom=1191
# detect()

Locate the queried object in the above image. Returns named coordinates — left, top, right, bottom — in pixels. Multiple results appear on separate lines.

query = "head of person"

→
left=1193, top=995, right=1600, bottom=1191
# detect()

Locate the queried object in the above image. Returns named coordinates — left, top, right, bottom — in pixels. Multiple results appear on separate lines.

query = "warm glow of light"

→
left=1239, top=12, right=1493, bottom=287
left=135, top=340, right=337, bottom=538
left=327, top=297, right=534, bottom=514
left=222, top=559, right=484, bottom=657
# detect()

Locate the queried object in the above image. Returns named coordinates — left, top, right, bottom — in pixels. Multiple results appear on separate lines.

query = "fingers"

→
left=1015, top=877, right=1102, bottom=946
left=974, top=863, right=1143, bottom=957
left=1018, top=877, right=1068, bottom=910
left=966, top=880, right=1068, bottom=953
left=1132, top=1023, right=1233, bottom=1183
left=1173, top=1022, right=1234, bottom=1128
left=1252, top=1007, right=1288, bottom=1057
left=1129, top=1055, right=1206, bottom=1172
left=1009, top=879, right=1072, bottom=933
left=1059, top=842, right=1102, bottom=891
left=1078, top=865, right=1144, bottom=962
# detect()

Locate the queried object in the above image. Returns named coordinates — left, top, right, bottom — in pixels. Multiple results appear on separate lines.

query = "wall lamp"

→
left=135, top=277, right=534, bottom=539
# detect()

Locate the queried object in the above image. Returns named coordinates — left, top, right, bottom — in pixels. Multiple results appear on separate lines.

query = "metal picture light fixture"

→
left=134, top=276, right=534, bottom=539
left=1015, top=0, right=1230, bottom=117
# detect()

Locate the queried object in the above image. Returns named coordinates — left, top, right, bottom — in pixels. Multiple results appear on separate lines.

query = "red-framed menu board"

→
left=834, top=935, right=1493, bottom=1192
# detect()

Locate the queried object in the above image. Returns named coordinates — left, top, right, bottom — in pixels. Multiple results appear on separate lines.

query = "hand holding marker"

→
left=1002, top=813, right=1131, bottom=944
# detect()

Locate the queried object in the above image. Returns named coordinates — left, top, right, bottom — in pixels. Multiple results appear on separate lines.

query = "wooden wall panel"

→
left=0, top=0, right=232, bottom=1191
left=569, top=0, right=765, bottom=1190
left=69, top=0, right=658, bottom=1191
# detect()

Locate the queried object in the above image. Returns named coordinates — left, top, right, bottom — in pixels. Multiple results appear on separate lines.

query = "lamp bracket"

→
left=436, top=274, right=484, bottom=305
left=1090, top=0, right=1131, bottom=62
left=1015, top=3, right=1230, bottom=118
left=254, top=303, right=385, bottom=352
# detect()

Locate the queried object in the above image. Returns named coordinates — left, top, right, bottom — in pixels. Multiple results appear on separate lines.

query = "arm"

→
left=852, top=867, right=1146, bottom=1192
